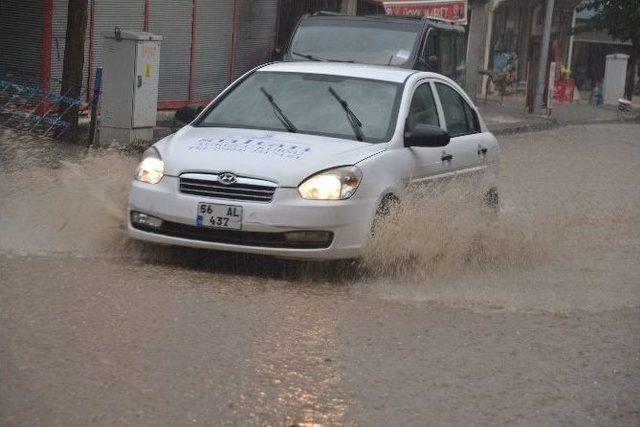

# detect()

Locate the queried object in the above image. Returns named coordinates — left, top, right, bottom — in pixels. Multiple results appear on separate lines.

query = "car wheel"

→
left=371, top=194, right=400, bottom=236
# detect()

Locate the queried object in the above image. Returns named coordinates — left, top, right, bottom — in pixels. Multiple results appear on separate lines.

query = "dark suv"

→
left=282, top=12, right=467, bottom=87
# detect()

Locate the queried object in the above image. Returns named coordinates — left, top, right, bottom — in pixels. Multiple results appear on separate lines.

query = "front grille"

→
left=132, top=220, right=333, bottom=249
left=179, top=173, right=276, bottom=202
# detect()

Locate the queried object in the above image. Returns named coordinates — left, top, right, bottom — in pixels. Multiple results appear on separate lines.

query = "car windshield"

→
left=289, top=20, right=419, bottom=66
left=198, top=71, right=401, bottom=143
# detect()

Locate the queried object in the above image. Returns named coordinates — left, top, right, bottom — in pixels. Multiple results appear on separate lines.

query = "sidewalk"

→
left=476, top=95, right=640, bottom=135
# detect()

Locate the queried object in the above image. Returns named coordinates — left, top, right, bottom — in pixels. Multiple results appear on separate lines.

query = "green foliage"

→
left=577, top=0, right=640, bottom=47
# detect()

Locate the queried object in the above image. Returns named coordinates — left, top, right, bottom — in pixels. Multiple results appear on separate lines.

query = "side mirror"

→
left=404, top=124, right=450, bottom=148
left=175, top=105, right=203, bottom=124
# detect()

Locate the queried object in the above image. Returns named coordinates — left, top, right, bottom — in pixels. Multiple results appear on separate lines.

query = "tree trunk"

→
left=60, top=0, right=88, bottom=139
left=625, top=43, right=638, bottom=101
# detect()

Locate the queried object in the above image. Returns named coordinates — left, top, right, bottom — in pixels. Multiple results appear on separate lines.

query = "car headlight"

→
left=135, top=147, right=164, bottom=184
left=298, top=166, right=362, bottom=200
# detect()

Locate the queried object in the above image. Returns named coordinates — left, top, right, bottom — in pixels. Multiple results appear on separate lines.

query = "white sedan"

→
left=128, top=62, right=499, bottom=259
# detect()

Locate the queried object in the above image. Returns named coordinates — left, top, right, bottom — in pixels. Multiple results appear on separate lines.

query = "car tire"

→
left=371, top=194, right=400, bottom=236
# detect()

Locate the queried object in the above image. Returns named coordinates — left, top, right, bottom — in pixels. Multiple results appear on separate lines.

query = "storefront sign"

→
left=382, top=0, right=467, bottom=25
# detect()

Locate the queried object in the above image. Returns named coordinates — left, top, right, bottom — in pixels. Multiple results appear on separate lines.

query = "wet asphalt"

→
left=0, top=124, right=639, bottom=426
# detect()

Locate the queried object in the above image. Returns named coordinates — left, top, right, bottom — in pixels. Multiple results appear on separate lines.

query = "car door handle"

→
left=478, top=146, right=488, bottom=156
left=441, top=152, right=453, bottom=162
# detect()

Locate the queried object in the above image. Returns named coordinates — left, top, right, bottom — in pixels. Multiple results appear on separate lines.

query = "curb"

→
left=490, top=117, right=560, bottom=136
left=490, top=114, right=640, bottom=136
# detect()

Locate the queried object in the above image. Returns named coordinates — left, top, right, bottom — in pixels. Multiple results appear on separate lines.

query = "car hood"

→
left=157, top=126, right=387, bottom=187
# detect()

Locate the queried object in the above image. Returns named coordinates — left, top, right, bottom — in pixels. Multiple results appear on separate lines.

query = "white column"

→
left=566, top=7, right=577, bottom=71
left=479, top=4, right=495, bottom=97
left=341, top=0, right=358, bottom=15
left=533, top=0, right=555, bottom=113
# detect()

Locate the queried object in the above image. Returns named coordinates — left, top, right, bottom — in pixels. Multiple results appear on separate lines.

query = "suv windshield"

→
left=289, top=20, right=419, bottom=66
left=198, top=72, right=401, bottom=143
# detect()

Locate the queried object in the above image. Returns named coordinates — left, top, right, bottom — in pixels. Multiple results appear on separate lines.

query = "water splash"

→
left=0, top=141, right=137, bottom=257
left=362, top=180, right=553, bottom=279
left=1, top=124, right=639, bottom=312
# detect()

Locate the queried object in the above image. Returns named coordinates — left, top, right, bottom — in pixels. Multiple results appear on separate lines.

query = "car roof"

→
left=304, top=12, right=465, bottom=32
left=258, top=61, right=423, bottom=83
left=305, top=13, right=422, bottom=27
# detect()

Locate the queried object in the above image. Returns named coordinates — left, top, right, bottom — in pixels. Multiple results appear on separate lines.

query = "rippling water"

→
left=1, top=124, right=639, bottom=313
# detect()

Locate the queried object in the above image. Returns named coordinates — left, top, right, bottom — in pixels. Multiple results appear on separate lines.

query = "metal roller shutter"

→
left=233, top=0, right=278, bottom=80
left=193, top=0, right=234, bottom=101
left=149, top=0, right=192, bottom=103
left=50, top=0, right=69, bottom=91
left=0, top=0, right=43, bottom=86
left=51, top=0, right=134, bottom=97
left=92, top=0, right=145, bottom=85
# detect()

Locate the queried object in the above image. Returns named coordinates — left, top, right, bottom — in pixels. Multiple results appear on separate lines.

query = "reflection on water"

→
left=244, top=307, right=350, bottom=426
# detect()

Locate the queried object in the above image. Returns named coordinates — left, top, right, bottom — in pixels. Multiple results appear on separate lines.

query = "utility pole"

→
left=60, top=0, right=88, bottom=137
left=341, top=0, right=358, bottom=15
left=465, top=0, right=491, bottom=100
left=532, top=0, right=555, bottom=113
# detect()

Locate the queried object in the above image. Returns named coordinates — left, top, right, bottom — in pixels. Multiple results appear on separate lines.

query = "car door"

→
left=432, top=81, right=488, bottom=177
left=404, top=80, right=453, bottom=186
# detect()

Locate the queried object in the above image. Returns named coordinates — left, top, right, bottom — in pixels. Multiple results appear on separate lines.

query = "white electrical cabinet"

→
left=100, top=30, right=162, bottom=145
left=603, top=53, right=629, bottom=105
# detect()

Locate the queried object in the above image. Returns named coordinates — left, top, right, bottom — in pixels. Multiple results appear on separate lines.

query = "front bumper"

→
left=127, top=176, right=376, bottom=259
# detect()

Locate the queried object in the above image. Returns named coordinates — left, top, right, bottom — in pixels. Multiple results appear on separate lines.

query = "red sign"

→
left=554, top=79, right=575, bottom=104
left=382, top=0, right=467, bottom=25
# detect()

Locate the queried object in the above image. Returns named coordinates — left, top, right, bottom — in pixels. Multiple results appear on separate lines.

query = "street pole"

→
left=532, top=0, right=555, bottom=114
left=566, top=6, right=577, bottom=72
left=88, top=67, right=102, bottom=146
left=341, top=0, right=357, bottom=15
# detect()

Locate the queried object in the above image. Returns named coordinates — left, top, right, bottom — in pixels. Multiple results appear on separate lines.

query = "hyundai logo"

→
left=218, top=172, right=237, bottom=185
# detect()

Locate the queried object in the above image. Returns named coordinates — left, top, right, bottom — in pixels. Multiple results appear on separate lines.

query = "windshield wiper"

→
left=291, top=51, right=355, bottom=63
left=328, top=86, right=364, bottom=142
left=259, top=87, right=297, bottom=133
left=291, top=51, right=323, bottom=61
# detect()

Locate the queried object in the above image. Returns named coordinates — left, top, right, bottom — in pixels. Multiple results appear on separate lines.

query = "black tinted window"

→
left=425, top=30, right=466, bottom=86
left=407, top=83, right=439, bottom=129
left=462, top=101, right=479, bottom=133
left=436, top=83, right=478, bottom=137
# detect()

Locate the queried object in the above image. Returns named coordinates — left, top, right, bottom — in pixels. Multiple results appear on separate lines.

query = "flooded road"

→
left=1, top=124, right=639, bottom=426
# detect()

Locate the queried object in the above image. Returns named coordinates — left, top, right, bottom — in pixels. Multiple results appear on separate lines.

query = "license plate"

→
left=196, top=203, right=242, bottom=230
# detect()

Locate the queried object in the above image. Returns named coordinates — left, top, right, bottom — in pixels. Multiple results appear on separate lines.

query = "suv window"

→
left=435, top=83, right=478, bottom=137
left=407, top=82, right=439, bottom=129
left=425, top=30, right=466, bottom=85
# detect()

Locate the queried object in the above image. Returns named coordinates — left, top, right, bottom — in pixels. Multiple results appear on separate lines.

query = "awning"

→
left=380, top=0, right=468, bottom=25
